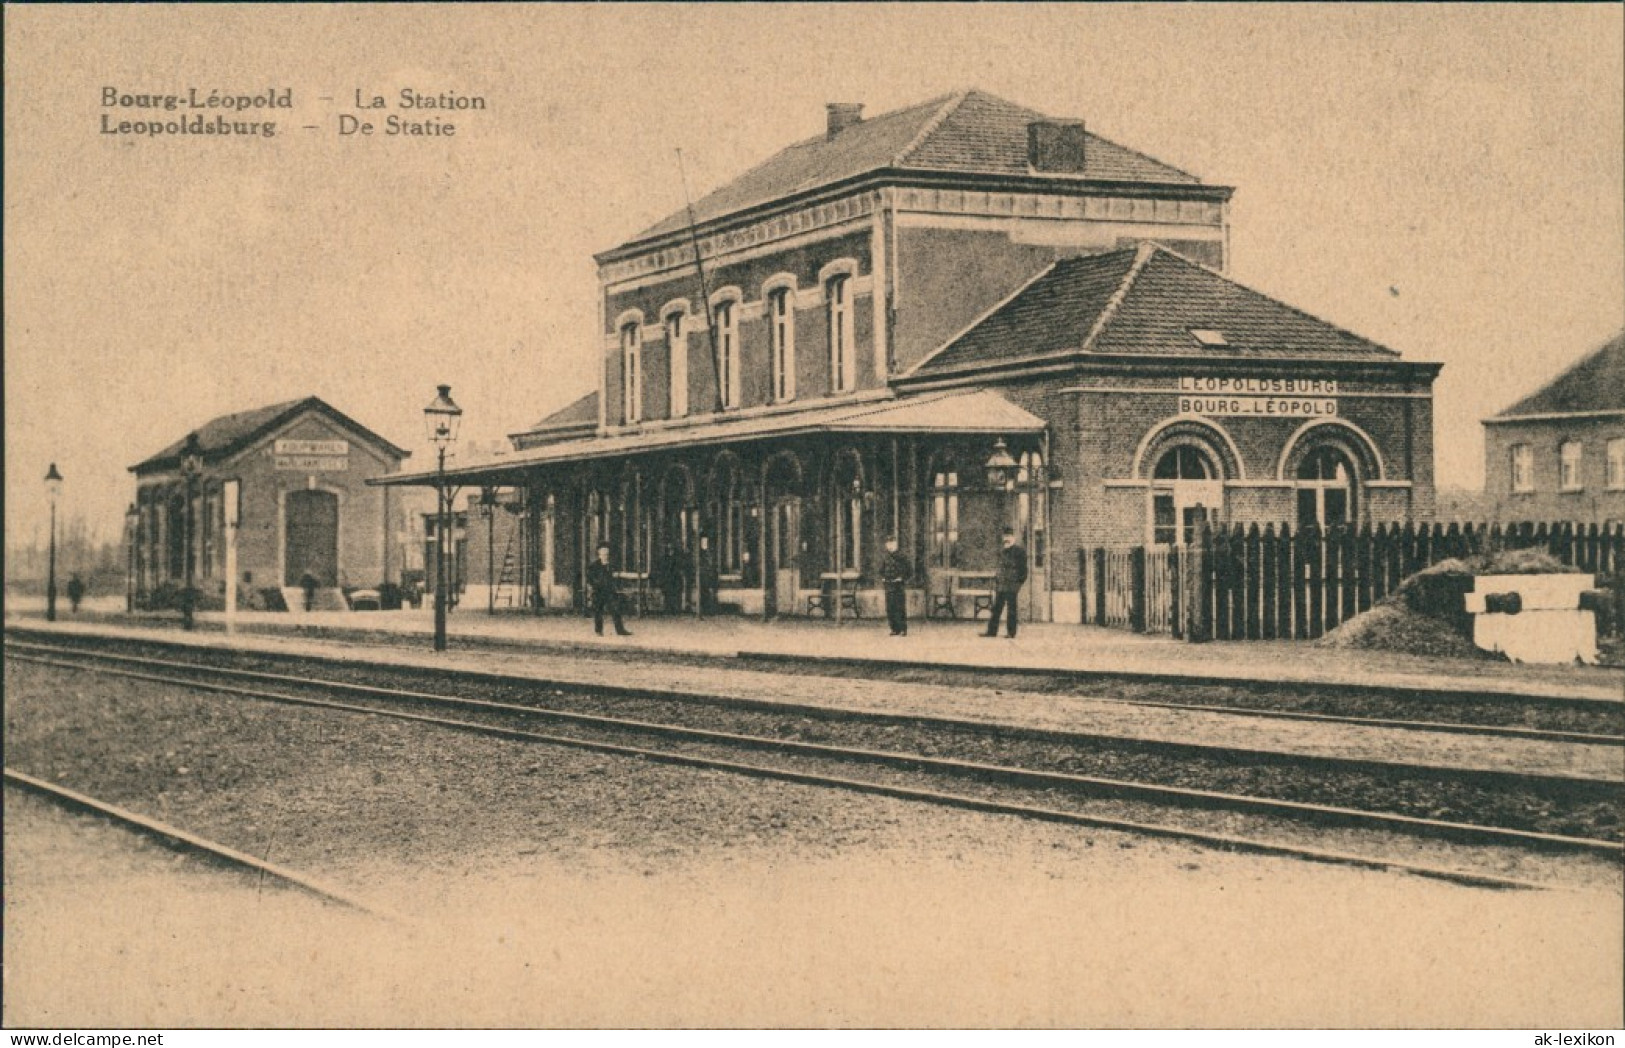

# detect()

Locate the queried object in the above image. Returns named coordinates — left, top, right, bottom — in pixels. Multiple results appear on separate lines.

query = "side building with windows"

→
left=130, top=396, right=414, bottom=610
left=1483, top=330, right=1625, bottom=524
left=381, top=89, right=1440, bottom=623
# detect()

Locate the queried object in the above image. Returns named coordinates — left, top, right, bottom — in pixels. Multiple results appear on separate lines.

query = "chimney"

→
left=1027, top=120, right=1087, bottom=173
left=826, top=102, right=865, bottom=139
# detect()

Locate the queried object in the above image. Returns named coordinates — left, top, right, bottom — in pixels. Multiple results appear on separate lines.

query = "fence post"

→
left=1176, top=542, right=1189, bottom=640
left=1356, top=522, right=1374, bottom=613
left=1214, top=524, right=1235, bottom=640
left=1245, top=524, right=1262, bottom=639
left=1324, top=525, right=1343, bottom=633
left=1190, top=521, right=1212, bottom=643
left=1260, top=524, right=1278, bottom=640
left=1300, top=519, right=1326, bottom=636
left=1339, top=524, right=1357, bottom=626
left=1129, top=546, right=1147, bottom=633
left=1078, top=547, right=1088, bottom=624
left=1093, top=547, right=1107, bottom=627
left=1276, top=522, right=1295, bottom=639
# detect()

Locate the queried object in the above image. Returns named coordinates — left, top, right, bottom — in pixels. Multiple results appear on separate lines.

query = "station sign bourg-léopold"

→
left=271, top=438, right=350, bottom=471
left=1177, top=376, right=1338, bottom=417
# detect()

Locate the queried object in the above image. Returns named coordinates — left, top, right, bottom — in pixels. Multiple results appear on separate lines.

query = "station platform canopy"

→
left=374, top=388, right=1045, bottom=488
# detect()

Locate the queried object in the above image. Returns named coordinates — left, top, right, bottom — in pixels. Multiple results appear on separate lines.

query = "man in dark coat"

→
left=983, top=528, right=1028, bottom=638
left=66, top=574, right=86, bottom=613
left=655, top=543, right=687, bottom=614
left=586, top=543, right=632, bottom=636
left=879, top=537, right=910, bottom=636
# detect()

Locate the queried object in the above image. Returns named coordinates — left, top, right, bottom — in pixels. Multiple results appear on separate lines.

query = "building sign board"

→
left=275, top=455, right=349, bottom=471
left=275, top=439, right=350, bottom=456
left=1178, top=376, right=1337, bottom=417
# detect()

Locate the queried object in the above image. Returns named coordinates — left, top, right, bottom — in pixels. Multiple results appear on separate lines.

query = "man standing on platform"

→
left=586, top=542, right=632, bottom=637
left=880, top=537, right=910, bottom=636
left=983, top=528, right=1027, bottom=639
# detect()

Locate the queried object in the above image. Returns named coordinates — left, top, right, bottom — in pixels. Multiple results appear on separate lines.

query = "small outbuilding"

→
left=129, top=396, right=413, bottom=610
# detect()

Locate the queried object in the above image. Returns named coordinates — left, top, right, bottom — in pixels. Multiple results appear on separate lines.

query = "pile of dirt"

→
left=1319, top=549, right=1599, bottom=659
left=1318, top=557, right=1486, bottom=659
left=1317, top=597, right=1491, bottom=659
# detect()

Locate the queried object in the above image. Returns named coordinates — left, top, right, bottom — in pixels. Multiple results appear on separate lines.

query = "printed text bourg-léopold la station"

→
left=99, top=86, right=487, bottom=140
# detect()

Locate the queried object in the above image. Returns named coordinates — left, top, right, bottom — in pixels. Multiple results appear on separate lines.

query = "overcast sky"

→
left=6, top=3, right=1622, bottom=545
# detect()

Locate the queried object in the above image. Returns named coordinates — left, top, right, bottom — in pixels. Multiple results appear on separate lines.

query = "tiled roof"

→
left=131, top=396, right=408, bottom=473
left=1489, top=330, right=1625, bottom=419
left=627, top=90, right=1205, bottom=244
left=913, top=244, right=1400, bottom=376
left=520, top=391, right=599, bottom=433
left=379, top=389, right=1044, bottom=486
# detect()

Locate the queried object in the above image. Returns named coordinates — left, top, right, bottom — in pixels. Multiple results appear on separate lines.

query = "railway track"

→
left=3, top=767, right=399, bottom=920
left=19, top=620, right=1622, bottom=745
left=6, top=636, right=1621, bottom=891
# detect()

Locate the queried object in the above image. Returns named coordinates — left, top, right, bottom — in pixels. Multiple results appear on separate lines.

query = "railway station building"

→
left=130, top=396, right=415, bottom=610
left=382, top=89, right=1440, bottom=623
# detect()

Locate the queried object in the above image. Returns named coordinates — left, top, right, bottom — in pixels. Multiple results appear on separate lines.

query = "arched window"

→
left=665, top=311, right=688, bottom=419
left=768, top=287, right=796, bottom=402
left=1296, top=446, right=1357, bottom=528
left=715, top=300, right=740, bottom=409
left=1151, top=445, right=1221, bottom=546
left=826, top=274, right=853, bottom=393
left=620, top=321, right=642, bottom=424
left=929, top=464, right=960, bottom=568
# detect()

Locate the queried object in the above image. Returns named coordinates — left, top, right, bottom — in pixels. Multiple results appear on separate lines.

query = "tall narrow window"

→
left=665, top=311, right=687, bottom=419
left=1560, top=441, right=1583, bottom=491
left=715, top=300, right=740, bottom=409
left=621, top=321, right=642, bottom=424
left=768, top=287, right=796, bottom=402
left=827, top=275, right=853, bottom=393
left=1510, top=444, right=1533, bottom=493
left=1608, top=438, right=1625, bottom=491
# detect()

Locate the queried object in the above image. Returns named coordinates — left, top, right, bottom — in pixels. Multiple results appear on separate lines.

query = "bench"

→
left=809, top=572, right=861, bottom=618
left=927, top=570, right=995, bottom=619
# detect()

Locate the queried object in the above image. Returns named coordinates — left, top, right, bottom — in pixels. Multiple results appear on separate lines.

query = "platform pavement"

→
left=8, top=596, right=1620, bottom=702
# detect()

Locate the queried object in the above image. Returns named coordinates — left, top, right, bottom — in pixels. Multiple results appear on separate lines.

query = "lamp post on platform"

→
left=179, top=434, right=203, bottom=631
left=984, top=437, right=1018, bottom=529
left=424, top=385, right=463, bottom=652
left=125, top=502, right=139, bottom=613
left=45, top=463, right=63, bottom=622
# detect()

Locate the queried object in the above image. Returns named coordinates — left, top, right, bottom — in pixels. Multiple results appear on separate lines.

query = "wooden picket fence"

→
left=1081, top=520, right=1625, bottom=642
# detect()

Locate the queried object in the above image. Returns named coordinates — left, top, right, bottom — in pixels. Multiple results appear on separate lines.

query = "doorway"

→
left=285, top=489, right=339, bottom=586
left=768, top=497, right=800, bottom=617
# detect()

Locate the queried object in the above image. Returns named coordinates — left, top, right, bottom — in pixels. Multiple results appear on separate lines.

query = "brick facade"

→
left=132, top=402, right=412, bottom=607
left=1483, top=417, right=1625, bottom=524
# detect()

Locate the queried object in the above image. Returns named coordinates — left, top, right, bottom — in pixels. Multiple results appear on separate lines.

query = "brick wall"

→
left=1484, top=416, right=1625, bottom=524
left=601, top=229, right=876, bottom=424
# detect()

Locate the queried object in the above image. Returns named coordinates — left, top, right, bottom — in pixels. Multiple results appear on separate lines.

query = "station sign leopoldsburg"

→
left=1177, top=376, right=1338, bottom=417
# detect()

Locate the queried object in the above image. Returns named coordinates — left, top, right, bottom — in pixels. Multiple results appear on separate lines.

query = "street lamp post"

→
left=178, top=433, right=204, bottom=631
left=125, top=502, right=139, bottom=613
left=44, top=464, right=63, bottom=622
left=424, top=385, right=463, bottom=652
left=984, top=437, right=1018, bottom=527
